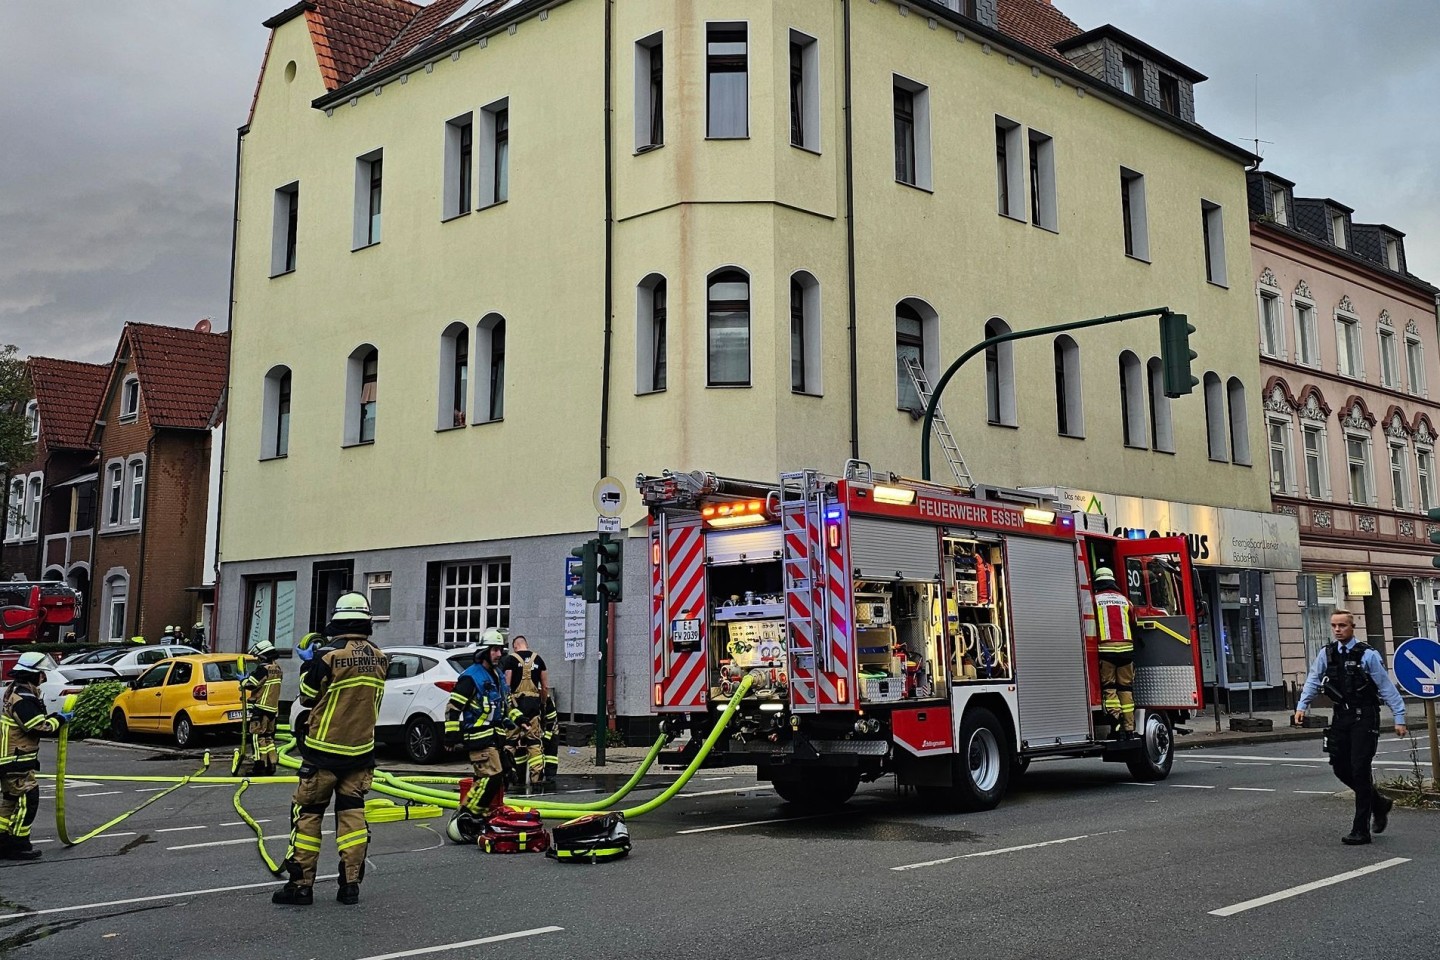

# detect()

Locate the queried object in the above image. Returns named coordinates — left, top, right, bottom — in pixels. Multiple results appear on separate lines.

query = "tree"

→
left=0, top=344, right=36, bottom=536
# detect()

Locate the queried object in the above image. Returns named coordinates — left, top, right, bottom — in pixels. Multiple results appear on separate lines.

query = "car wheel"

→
left=174, top=712, right=196, bottom=748
left=110, top=709, right=128, bottom=742
left=404, top=717, right=442, bottom=765
left=949, top=706, right=1011, bottom=812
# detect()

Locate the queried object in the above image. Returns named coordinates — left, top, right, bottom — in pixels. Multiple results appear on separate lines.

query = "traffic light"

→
left=570, top=539, right=598, bottom=602
left=1159, top=312, right=1199, bottom=398
left=1429, top=508, right=1440, bottom=568
left=597, top=535, right=623, bottom=601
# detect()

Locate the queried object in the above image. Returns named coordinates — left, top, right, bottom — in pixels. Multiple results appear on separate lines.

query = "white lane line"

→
left=31, top=839, right=54, bottom=845
left=1209, top=858, right=1410, bottom=917
left=678, top=786, right=773, bottom=798
left=677, top=814, right=831, bottom=835
left=0, top=874, right=339, bottom=920
left=97, top=832, right=136, bottom=839
left=77, top=791, right=123, bottom=798
left=1181, top=759, right=1223, bottom=765
left=1229, top=787, right=1276, bottom=792
left=699, top=776, right=734, bottom=782
left=1189, top=754, right=1414, bottom=767
left=136, top=787, right=169, bottom=793
left=187, top=783, right=228, bottom=789
left=1237, top=762, right=1271, bottom=766
left=1119, top=782, right=1155, bottom=787
left=1172, top=784, right=1215, bottom=789
left=1282, top=763, right=1316, bottom=769
left=168, top=830, right=329, bottom=851
left=351, top=926, right=564, bottom=960
left=156, top=826, right=208, bottom=834
left=892, top=831, right=1118, bottom=872
left=219, top=819, right=270, bottom=827
left=1293, top=790, right=1334, bottom=795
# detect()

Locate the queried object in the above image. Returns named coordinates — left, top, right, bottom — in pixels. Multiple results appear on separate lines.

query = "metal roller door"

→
left=849, top=517, right=941, bottom=582
left=705, top=527, right=783, bottom=565
left=1004, top=536, right=1091, bottom=746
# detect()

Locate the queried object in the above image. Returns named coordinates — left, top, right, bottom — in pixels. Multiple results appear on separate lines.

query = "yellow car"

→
left=110, top=654, right=256, bottom=747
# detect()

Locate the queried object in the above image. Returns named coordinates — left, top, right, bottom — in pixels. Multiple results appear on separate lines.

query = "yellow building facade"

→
left=220, top=0, right=1285, bottom=720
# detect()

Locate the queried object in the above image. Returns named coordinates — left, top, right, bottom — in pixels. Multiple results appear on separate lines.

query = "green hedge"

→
left=68, top=680, right=128, bottom=740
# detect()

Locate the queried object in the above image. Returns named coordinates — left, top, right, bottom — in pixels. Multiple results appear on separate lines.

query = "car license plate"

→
left=227, top=710, right=244, bottom=720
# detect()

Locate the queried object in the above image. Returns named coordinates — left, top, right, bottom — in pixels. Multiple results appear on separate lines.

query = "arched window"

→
left=1204, top=372, right=1226, bottom=461
left=790, top=271, right=821, bottom=396
left=1146, top=357, right=1173, bottom=453
left=438, top=323, right=470, bottom=428
left=636, top=275, right=667, bottom=394
left=1119, top=351, right=1145, bottom=448
left=103, top=571, right=129, bottom=642
left=1054, top=335, right=1082, bottom=437
left=477, top=314, right=506, bottom=422
left=1227, top=377, right=1250, bottom=465
left=261, top=365, right=292, bottom=458
left=708, top=269, right=751, bottom=386
left=120, top=374, right=140, bottom=421
left=344, top=345, right=379, bottom=445
left=895, top=298, right=937, bottom=413
left=984, top=318, right=1015, bottom=426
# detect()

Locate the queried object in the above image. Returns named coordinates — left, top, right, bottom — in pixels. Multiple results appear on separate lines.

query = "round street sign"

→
left=1393, top=637, right=1440, bottom=699
left=593, top=476, right=627, bottom=517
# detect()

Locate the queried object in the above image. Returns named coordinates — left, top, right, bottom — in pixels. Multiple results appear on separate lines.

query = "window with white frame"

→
left=1331, top=213, right=1347, bottom=248
left=1119, top=351, right=1145, bottom=448
left=127, top=457, right=144, bottom=524
left=25, top=475, right=39, bottom=536
left=1418, top=445, right=1435, bottom=511
left=1147, top=357, right=1173, bottom=453
left=366, top=572, right=392, bottom=621
left=438, top=324, right=469, bottom=429
left=1204, top=373, right=1226, bottom=461
left=1406, top=334, right=1425, bottom=396
left=636, top=275, right=667, bottom=394
left=1386, top=238, right=1401, bottom=271
left=24, top=399, right=39, bottom=441
left=1227, top=378, right=1250, bottom=465
left=790, top=272, right=822, bottom=396
left=635, top=33, right=664, bottom=152
left=893, top=77, right=931, bottom=190
left=1378, top=326, right=1399, bottom=388
left=995, top=117, right=1022, bottom=219
left=1120, top=167, right=1148, bottom=260
left=984, top=318, right=1016, bottom=427
left=1293, top=297, right=1318, bottom=367
left=1336, top=312, right=1362, bottom=378
left=789, top=31, right=819, bottom=152
left=1028, top=129, right=1057, bottom=231
left=261, top=365, right=292, bottom=458
left=1389, top=440, right=1411, bottom=511
left=1346, top=433, right=1374, bottom=506
left=1258, top=289, right=1283, bottom=358
left=476, top=315, right=506, bottom=422
left=708, top=270, right=751, bottom=387
left=1302, top=424, right=1329, bottom=500
left=1268, top=418, right=1295, bottom=495
left=105, top=573, right=129, bottom=642
left=443, top=114, right=473, bottom=218
left=706, top=23, right=748, bottom=139
left=353, top=150, right=383, bottom=248
left=1201, top=200, right=1227, bottom=285
left=477, top=99, right=509, bottom=208
left=120, top=375, right=140, bottom=421
left=1054, top=335, right=1083, bottom=438
left=1270, top=186, right=1288, bottom=225
left=106, top=461, right=123, bottom=526
left=440, top=560, right=510, bottom=644
left=271, top=181, right=299, bottom=274
left=5, top=477, right=22, bottom=541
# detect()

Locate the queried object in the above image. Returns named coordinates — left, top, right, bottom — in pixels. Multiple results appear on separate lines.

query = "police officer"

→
left=239, top=639, right=283, bottom=777
left=1295, top=610, right=1407, bottom=845
left=0, top=652, right=71, bottom=860
left=1092, top=567, right=1138, bottom=736
left=445, top=629, right=522, bottom=841
left=273, top=593, right=387, bottom=906
left=505, top=637, right=549, bottom=794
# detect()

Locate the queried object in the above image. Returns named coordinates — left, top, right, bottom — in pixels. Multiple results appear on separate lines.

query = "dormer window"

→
left=1270, top=186, right=1287, bottom=225
left=1158, top=74, right=1180, bottom=115
left=1122, top=57, right=1142, bottom=97
left=1385, top=238, right=1400, bottom=270
left=120, top=375, right=140, bottom=421
left=1331, top=213, right=1347, bottom=249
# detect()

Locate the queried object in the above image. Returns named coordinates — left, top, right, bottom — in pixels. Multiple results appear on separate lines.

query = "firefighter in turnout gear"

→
left=274, top=593, right=387, bottom=906
left=0, top=652, right=70, bottom=860
left=239, top=639, right=283, bottom=776
left=1092, top=567, right=1138, bottom=736
left=446, top=629, right=523, bottom=841
left=540, top=694, right=560, bottom=790
left=503, top=636, right=549, bottom=793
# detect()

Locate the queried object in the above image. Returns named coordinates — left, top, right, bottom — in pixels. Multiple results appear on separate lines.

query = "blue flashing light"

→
left=825, top=508, right=843, bottom=521
left=1127, top=529, right=1147, bottom=540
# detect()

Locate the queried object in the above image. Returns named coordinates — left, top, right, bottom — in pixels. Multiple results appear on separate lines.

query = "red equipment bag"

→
left=478, top=807, right=550, bottom=854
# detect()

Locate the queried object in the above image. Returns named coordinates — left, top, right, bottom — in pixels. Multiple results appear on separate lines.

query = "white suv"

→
left=289, top=644, right=478, bottom=764
left=107, top=645, right=202, bottom=679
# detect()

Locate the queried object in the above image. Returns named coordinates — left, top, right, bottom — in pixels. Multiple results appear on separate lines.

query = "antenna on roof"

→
left=1249, top=73, right=1273, bottom=168
left=195, top=318, right=213, bottom=334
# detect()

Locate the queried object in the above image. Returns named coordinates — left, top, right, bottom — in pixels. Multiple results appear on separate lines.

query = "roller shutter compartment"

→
left=849, top=517, right=941, bottom=582
left=1005, top=536, right=1092, bottom=746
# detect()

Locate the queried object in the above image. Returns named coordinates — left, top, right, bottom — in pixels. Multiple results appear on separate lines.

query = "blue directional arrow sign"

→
left=564, top=556, right=583, bottom=598
left=1393, top=637, right=1440, bottom=699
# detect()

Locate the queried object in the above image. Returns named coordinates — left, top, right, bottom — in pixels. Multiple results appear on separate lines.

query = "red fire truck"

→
left=0, top=581, right=81, bottom=644
left=639, top=462, right=1204, bottom=811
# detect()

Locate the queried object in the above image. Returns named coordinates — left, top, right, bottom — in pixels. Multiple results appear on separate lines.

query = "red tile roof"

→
left=115, top=323, right=230, bottom=432
left=998, top=0, right=1084, bottom=60
left=307, top=0, right=421, bottom=91
left=27, top=358, right=109, bottom=451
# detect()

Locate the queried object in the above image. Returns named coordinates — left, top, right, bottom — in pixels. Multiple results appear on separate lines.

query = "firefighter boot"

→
left=0, top=835, right=41, bottom=861
left=271, top=883, right=314, bottom=905
left=338, top=883, right=360, bottom=905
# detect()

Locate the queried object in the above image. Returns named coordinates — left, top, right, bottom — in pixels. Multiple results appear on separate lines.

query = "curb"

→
left=74, top=737, right=199, bottom=759
left=1176, top=728, right=1323, bottom=751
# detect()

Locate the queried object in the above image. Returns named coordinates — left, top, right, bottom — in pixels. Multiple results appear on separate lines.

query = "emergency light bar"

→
left=701, top=499, right=769, bottom=529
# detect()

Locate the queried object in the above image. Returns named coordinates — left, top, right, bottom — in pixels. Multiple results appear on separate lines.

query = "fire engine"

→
left=639, top=462, right=1204, bottom=811
left=0, top=581, right=81, bottom=643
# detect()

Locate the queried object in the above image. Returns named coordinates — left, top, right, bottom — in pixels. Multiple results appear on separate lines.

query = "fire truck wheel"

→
left=772, top=770, right=860, bottom=810
left=951, top=707, right=1010, bottom=812
left=1125, top=713, right=1174, bottom=781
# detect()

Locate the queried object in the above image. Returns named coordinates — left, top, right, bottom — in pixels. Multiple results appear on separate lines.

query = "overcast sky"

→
left=1, top=1, right=1436, bottom=363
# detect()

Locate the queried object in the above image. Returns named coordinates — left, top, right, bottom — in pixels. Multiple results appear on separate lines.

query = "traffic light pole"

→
left=595, top=559, right=611, bottom=767
left=920, top=307, right=1175, bottom=481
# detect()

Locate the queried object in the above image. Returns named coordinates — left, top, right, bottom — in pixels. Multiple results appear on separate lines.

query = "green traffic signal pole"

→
left=921, top=306, right=1173, bottom=481
left=595, top=531, right=612, bottom=767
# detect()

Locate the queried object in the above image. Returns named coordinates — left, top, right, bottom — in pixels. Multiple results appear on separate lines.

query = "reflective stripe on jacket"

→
left=241, top=660, right=284, bottom=714
left=299, top=637, right=387, bottom=768
left=446, top=661, right=520, bottom=745
left=0, top=684, right=59, bottom=771
left=1095, top=589, right=1135, bottom=654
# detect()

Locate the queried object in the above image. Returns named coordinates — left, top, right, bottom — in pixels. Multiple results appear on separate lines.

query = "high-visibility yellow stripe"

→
left=335, top=829, right=369, bottom=850
left=302, top=737, right=374, bottom=757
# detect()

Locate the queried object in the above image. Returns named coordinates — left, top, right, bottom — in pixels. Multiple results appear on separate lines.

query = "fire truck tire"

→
left=951, top=707, right=1010, bottom=811
left=772, top=770, right=860, bottom=810
left=1125, top=713, right=1174, bottom=781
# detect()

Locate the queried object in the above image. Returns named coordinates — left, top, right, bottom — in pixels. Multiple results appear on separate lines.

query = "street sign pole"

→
left=1427, top=700, right=1439, bottom=788
left=1390, top=636, right=1440, bottom=788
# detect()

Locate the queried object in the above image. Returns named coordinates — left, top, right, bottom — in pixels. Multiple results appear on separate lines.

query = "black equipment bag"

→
left=547, top=812, right=631, bottom=864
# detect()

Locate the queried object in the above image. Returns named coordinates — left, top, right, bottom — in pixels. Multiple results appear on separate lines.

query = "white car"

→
left=289, top=644, right=478, bottom=763
left=38, top=663, right=124, bottom=714
left=106, top=645, right=201, bottom=679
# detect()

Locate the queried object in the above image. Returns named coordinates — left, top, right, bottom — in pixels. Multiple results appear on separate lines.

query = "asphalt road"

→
left=1, top=736, right=1435, bottom=960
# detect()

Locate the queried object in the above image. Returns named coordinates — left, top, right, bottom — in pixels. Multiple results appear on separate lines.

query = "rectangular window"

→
left=706, top=24, right=748, bottom=139
left=492, top=108, right=509, bottom=203
left=271, top=182, right=299, bottom=275
left=440, top=560, right=511, bottom=645
left=1271, top=186, right=1287, bottom=225
left=106, top=463, right=123, bottom=526
left=121, top=377, right=140, bottom=420
left=73, top=482, right=94, bottom=531
left=127, top=460, right=144, bottom=524
left=1303, top=425, right=1327, bottom=499
left=1028, top=130, right=1057, bottom=231
left=1386, top=238, right=1400, bottom=270
left=1122, top=56, right=1142, bottom=97
left=790, top=278, right=806, bottom=393
left=478, top=99, right=510, bottom=208
left=652, top=286, right=667, bottom=391
left=1158, top=73, right=1180, bottom=115
left=1347, top=435, right=1372, bottom=506
left=789, top=31, right=819, bottom=151
left=1202, top=200, right=1226, bottom=285
left=1390, top=441, right=1410, bottom=510
left=1379, top=329, right=1398, bottom=387
left=1331, top=213, right=1347, bottom=248
left=1294, top=301, right=1317, bottom=366
left=5, top=479, right=21, bottom=541
left=1258, top=292, right=1282, bottom=358
left=246, top=575, right=298, bottom=653
left=353, top=150, right=383, bottom=249
left=707, top=273, right=751, bottom=387
left=893, top=77, right=931, bottom=190
left=444, top=114, right=473, bottom=218
left=1337, top=316, right=1362, bottom=378
left=366, top=572, right=393, bottom=621
left=635, top=33, right=664, bottom=151
left=995, top=118, right=1022, bottom=219
left=1268, top=419, right=1293, bottom=495
left=1418, top=447, right=1435, bottom=511
left=897, top=312, right=925, bottom=413
left=360, top=353, right=378, bottom=443
left=1120, top=168, right=1148, bottom=260
left=1406, top=337, right=1425, bottom=395
left=108, top=587, right=127, bottom=643
left=488, top=322, right=505, bottom=421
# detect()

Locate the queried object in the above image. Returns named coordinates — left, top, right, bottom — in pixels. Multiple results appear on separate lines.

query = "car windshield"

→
left=203, top=659, right=250, bottom=682
left=447, top=653, right=476, bottom=672
left=96, top=649, right=127, bottom=664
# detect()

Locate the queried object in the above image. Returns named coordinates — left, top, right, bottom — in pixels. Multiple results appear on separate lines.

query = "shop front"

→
left=1033, top=488, right=1301, bottom=711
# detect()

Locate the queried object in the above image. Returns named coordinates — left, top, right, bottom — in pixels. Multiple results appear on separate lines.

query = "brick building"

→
left=89, top=322, right=228, bottom=642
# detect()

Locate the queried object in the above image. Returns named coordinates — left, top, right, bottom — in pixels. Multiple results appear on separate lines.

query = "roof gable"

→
left=93, top=324, right=230, bottom=441
left=306, top=0, right=422, bottom=91
left=27, top=358, right=109, bottom=451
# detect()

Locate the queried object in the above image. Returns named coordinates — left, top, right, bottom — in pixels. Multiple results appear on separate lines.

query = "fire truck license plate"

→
left=670, top=619, right=701, bottom=649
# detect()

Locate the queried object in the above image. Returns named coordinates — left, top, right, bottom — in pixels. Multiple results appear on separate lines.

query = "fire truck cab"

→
left=639, top=462, right=1203, bottom=812
left=0, top=581, right=80, bottom=644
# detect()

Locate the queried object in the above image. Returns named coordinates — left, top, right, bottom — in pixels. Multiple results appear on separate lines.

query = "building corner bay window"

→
left=706, top=25, right=748, bottom=139
left=707, top=271, right=750, bottom=386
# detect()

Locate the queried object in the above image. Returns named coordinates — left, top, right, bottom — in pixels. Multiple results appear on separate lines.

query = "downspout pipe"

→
left=213, top=125, right=245, bottom=652
left=843, top=0, right=860, bottom=460
left=599, top=0, right=615, bottom=479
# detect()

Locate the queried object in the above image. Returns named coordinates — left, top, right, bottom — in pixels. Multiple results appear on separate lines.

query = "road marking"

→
left=678, top=814, right=832, bottom=834
left=1209, top=858, right=1410, bottom=917
left=699, top=776, right=734, bottom=782
left=77, top=791, right=123, bottom=798
left=97, top=832, right=136, bottom=839
left=1282, top=763, right=1316, bottom=769
left=219, top=819, right=270, bottom=827
left=351, top=926, right=564, bottom=960
left=892, top=832, right=1117, bottom=872
left=1293, top=790, right=1334, bottom=795
left=1118, top=782, right=1155, bottom=787
left=1229, top=787, right=1275, bottom=792
left=187, top=783, right=228, bottom=789
left=1172, top=784, right=1215, bottom=789
left=136, top=787, right=169, bottom=793
left=1181, top=759, right=1222, bottom=765
left=167, top=830, right=329, bottom=851
left=156, top=826, right=208, bottom=834
left=678, top=786, right=773, bottom=798
left=1237, top=762, right=1271, bottom=766
left=1188, top=754, right=1414, bottom=767
left=0, top=874, right=339, bottom=920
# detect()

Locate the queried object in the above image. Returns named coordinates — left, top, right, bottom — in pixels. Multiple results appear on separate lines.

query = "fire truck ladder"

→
left=903, top=355, right=973, bottom=489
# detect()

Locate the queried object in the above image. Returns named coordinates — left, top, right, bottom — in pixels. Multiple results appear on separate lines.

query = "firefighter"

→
left=239, top=639, right=283, bottom=776
left=540, top=694, right=560, bottom=790
left=445, top=629, right=522, bottom=840
left=1295, top=610, right=1407, bottom=844
left=1092, top=567, right=1137, bottom=737
left=504, top=636, right=549, bottom=794
left=0, top=652, right=71, bottom=860
left=273, top=593, right=387, bottom=907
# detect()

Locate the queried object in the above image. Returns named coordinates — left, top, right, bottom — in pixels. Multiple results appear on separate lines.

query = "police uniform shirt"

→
left=1296, top=640, right=1407, bottom=722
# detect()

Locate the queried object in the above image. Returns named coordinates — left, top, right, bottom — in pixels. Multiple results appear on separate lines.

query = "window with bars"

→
left=440, top=560, right=511, bottom=645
